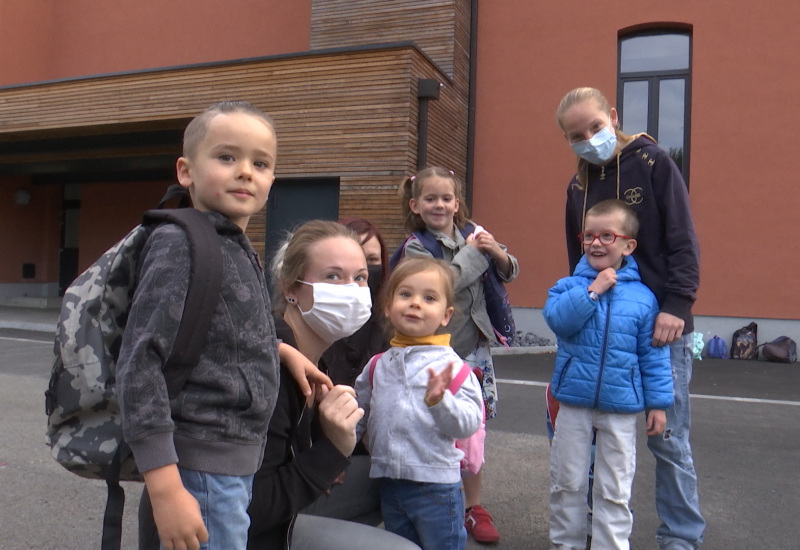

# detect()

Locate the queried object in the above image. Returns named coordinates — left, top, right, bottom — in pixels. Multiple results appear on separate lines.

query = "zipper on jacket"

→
left=284, top=399, right=308, bottom=549
left=594, top=291, right=614, bottom=408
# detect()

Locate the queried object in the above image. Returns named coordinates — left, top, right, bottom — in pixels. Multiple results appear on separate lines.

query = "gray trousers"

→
left=301, top=454, right=382, bottom=526
left=291, top=514, right=420, bottom=550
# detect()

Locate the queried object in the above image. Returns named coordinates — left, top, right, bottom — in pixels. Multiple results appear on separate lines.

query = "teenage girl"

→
left=354, top=256, right=484, bottom=550
left=556, top=87, right=704, bottom=550
left=398, top=166, right=519, bottom=544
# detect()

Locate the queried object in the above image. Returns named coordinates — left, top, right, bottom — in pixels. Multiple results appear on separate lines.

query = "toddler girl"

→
left=354, top=257, right=483, bottom=550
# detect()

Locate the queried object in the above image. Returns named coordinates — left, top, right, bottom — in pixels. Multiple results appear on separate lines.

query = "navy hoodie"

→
left=565, top=134, right=700, bottom=333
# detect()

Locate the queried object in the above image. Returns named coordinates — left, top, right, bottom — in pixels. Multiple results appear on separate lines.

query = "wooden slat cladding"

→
left=0, top=2, right=474, bottom=257
left=311, top=0, right=460, bottom=79
left=0, top=49, right=418, bottom=138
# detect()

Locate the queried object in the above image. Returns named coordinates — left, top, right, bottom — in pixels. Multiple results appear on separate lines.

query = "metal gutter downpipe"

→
left=417, top=78, right=442, bottom=170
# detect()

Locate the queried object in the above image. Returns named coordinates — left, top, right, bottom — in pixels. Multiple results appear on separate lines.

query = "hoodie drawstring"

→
left=580, top=153, right=621, bottom=234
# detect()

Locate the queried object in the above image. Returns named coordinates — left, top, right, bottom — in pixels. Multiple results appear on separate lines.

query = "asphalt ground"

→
left=1, top=325, right=799, bottom=549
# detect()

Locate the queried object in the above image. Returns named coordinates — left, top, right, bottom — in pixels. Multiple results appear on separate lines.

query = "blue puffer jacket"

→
left=544, top=255, right=673, bottom=413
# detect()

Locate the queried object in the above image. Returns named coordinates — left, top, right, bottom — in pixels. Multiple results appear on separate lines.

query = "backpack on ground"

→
left=44, top=186, right=223, bottom=550
left=761, top=336, right=797, bottom=363
left=731, top=322, right=758, bottom=360
left=692, top=332, right=705, bottom=360
left=706, top=335, right=728, bottom=359
left=388, top=223, right=516, bottom=347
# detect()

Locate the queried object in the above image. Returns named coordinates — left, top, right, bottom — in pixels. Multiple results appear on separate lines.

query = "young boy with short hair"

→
left=544, top=199, right=674, bottom=550
left=117, top=101, right=323, bottom=550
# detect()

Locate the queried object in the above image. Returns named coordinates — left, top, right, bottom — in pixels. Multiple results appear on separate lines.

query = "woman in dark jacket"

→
left=307, top=219, right=391, bottom=526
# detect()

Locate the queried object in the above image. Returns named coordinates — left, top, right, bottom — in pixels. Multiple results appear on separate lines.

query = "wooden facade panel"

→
left=0, top=49, right=420, bottom=134
left=311, top=0, right=458, bottom=78
left=1, top=21, right=470, bottom=259
left=338, top=175, right=408, bottom=248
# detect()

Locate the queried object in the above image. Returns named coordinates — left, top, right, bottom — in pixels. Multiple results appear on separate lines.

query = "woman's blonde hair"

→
left=270, top=219, right=361, bottom=314
left=399, top=166, right=471, bottom=233
left=555, top=87, right=632, bottom=189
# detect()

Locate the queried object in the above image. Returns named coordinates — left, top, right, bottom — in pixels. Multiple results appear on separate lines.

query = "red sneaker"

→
left=465, top=504, right=500, bottom=543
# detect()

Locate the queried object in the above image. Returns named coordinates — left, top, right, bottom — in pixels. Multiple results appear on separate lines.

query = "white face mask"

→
left=295, top=281, right=372, bottom=343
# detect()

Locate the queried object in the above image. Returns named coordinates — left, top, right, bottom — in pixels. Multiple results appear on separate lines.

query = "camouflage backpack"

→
left=45, top=189, right=222, bottom=549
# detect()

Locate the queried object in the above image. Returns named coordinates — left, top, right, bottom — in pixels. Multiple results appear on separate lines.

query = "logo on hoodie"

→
left=624, top=187, right=643, bottom=205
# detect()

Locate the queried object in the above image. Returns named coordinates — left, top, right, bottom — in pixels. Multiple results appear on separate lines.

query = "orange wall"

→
left=472, top=1, right=800, bottom=320
left=79, top=181, right=175, bottom=271
left=0, top=178, right=62, bottom=283
left=0, top=0, right=312, bottom=86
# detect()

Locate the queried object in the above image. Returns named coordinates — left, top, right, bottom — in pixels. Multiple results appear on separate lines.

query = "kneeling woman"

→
left=247, top=220, right=419, bottom=550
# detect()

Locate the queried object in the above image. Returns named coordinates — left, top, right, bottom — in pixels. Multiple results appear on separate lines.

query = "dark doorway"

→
left=264, top=177, right=340, bottom=290
left=58, top=186, right=81, bottom=296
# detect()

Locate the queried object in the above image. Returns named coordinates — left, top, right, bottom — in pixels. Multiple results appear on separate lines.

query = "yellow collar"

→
left=390, top=333, right=451, bottom=348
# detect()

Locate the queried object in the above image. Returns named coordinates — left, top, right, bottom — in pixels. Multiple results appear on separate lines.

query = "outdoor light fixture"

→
left=14, top=189, right=31, bottom=206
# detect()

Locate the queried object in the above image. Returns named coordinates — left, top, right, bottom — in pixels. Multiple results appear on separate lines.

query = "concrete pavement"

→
left=3, top=306, right=800, bottom=549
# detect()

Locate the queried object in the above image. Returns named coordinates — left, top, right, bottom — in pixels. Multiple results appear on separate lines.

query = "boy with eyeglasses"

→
left=544, top=199, right=674, bottom=549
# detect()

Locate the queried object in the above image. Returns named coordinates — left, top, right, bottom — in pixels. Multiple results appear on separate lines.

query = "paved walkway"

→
left=0, top=304, right=554, bottom=354
left=0, top=305, right=60, bottom=333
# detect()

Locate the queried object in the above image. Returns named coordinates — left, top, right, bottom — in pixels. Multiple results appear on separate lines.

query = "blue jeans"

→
left=646, top=335, right=706, bottom=549
left=165, top=468, right=253, bottom=550
left=379, top=478, right=467, bottom=550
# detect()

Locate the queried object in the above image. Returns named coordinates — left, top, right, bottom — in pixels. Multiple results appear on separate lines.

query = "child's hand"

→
left=425, top=362, right=456, bottom=407
left=467, top=227, right=513, bottom=277
left=646, top=409, right=667, bottom=436
left=588, top=267, right=617, bottom=295
left=279, top=342, right=333, bottom=405
left=317, top=384, right=365, bottom=456
left=144, top=465, right=208, bottom=550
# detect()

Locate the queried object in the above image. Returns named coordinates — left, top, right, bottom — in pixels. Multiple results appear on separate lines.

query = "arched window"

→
left=618, top=31, right=692, bottom=184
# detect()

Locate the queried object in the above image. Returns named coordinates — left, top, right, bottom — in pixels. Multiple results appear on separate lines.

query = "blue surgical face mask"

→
left=571, top=126, right=618, bottom=165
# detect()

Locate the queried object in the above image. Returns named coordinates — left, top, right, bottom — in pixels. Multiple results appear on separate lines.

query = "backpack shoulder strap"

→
left=142, top=208, right=223, bottom=398
left=367, top=352, right=385, bottom=387
left=389, top=236, right=415, bottom=270
left=413, top=229, right=444, bottom=259
left=448, top=363, right=473, bottom=394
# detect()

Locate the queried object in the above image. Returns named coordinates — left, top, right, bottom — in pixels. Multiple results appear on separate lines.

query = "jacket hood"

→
left=573, top=253, right=641, bottom=283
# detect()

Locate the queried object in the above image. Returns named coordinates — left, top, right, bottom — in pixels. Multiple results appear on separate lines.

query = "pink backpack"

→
left=367, top=353, right=486, bottom=474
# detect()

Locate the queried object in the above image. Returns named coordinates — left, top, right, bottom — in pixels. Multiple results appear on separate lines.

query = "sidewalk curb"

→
left=0, top=321, right=56, bottom=333
left=491, top=345, right=557, bottom=355
left=0, top=314, right=560, bottom=356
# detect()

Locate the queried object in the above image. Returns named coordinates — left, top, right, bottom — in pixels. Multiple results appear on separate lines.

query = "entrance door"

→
left=58, top=185, right=81, bottom=295
left=264, top=177, right=339, bottom=290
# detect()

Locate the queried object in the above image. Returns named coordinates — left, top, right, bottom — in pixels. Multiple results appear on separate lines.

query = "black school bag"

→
left=731, top=322, right=759, bottom=360
left=389, top=223, right=516, bottom=347
left=44, top=186, right=223, bottom=550
left=761, top=336, right=798, bottom=363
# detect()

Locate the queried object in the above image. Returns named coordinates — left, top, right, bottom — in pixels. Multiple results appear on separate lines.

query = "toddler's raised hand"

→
left=589, top=267, right=617, bottom=295
left=425, top=362, right=456, bottom=407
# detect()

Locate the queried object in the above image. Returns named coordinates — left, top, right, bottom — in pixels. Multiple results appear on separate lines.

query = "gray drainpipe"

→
left=465, top=0, right=478, bottom=210
left=417, top=78, right=441, bottom=170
